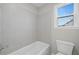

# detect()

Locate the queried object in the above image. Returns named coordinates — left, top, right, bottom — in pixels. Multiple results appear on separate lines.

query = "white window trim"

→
left=54, top=3, right=79, bottom=29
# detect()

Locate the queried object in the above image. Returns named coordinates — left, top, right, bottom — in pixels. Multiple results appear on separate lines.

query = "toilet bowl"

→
left=56, top=40, right=75, bottom=55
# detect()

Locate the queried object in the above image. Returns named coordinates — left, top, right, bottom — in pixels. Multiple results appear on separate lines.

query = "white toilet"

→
left=56, top=40, right=75, bottom=55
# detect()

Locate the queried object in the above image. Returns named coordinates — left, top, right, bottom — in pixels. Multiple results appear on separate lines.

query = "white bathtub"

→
left=9, top=41, right=50, bottom=55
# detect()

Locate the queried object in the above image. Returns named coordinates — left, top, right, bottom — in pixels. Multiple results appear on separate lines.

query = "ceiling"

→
left=31, top=3, right=48, bottom=7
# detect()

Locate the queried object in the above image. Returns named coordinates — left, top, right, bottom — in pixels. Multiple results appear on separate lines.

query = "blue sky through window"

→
left=57, top=3, right=74, bottom=26
left=58, top=3, right=74, bottom=17
left=58, top=16, right=74, bottom=26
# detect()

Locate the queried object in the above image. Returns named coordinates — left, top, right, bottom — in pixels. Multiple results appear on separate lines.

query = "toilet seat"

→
left=51, top=40, right=75, bottom=55
left=56, top=40, right=75, bottom=55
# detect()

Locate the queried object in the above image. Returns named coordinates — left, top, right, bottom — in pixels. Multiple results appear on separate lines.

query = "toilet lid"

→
left=56, top=52, right=64, bottom=55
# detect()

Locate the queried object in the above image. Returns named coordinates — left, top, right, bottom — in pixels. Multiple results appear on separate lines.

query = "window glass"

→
left=57, top=3, right=74, bottom=27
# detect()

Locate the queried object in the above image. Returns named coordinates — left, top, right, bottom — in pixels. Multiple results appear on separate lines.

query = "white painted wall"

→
left=37, top=4, right=54, bottom=54
left=0, top=6, right=2, bottom=47
left=37, top=3, right=79, bottom=55
left=0, top=4, right=37, bottom=54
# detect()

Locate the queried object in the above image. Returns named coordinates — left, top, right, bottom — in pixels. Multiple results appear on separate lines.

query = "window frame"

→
left=53, top=3, right=79, bottom=29
left=57, top=3, right=74, bottom=27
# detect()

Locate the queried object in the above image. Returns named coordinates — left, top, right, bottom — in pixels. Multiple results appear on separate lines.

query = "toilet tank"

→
left=56, top=40, right=75, bottom=55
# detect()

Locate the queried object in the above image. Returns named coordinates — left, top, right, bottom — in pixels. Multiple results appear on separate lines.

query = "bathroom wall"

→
left=0, top=4, right=37, bottom=54
left=0, top=5, right=2, bottom=46
left=37, top=4, right=54, bottom=53
left=37, top=3, right=79, bottom=55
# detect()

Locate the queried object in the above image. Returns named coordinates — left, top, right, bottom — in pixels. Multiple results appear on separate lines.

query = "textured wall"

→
left=0, top=4, right=37, bottom=54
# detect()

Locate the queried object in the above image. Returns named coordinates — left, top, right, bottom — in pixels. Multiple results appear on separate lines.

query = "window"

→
left=57, top=3, right=74, bottom=27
